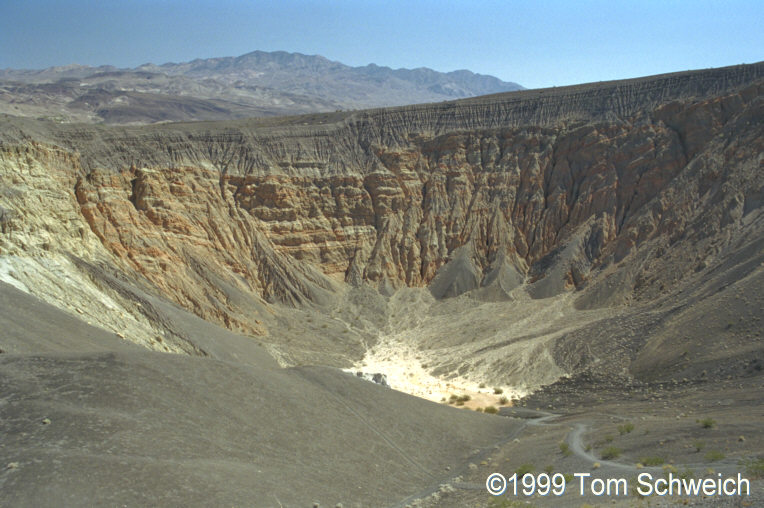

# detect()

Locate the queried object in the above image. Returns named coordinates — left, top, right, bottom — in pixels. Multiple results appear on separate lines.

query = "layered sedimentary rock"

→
left=1, top=63, right=762, bottom=343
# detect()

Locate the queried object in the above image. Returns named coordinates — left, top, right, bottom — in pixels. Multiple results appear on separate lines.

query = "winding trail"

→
left=408, top=407, right=746, bottom=500
left=565, top=422, right=659, bottom=471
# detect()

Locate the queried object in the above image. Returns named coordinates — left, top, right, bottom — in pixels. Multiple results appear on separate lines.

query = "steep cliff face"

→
left=1, top=63, right=762, bottom=376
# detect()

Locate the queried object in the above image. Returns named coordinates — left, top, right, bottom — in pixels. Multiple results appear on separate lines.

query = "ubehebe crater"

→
left=0, top=63, right=762, bottom=507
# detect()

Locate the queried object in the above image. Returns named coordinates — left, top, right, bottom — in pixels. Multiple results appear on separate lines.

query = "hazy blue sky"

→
left=1, top=0, right=762, bottom=88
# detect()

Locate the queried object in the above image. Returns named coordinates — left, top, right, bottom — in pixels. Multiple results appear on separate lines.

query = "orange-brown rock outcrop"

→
left=1, top=63, right=762, bottom=339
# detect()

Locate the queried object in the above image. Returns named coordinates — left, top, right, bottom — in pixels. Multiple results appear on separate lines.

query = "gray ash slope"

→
left=0, top=280, right=519, bottom=507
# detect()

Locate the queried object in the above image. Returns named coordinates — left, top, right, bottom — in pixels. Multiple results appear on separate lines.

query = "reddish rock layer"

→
left=1, top=64, right=761, bottom=336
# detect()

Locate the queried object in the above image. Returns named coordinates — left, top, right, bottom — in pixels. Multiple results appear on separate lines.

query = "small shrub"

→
left=705, top=450, right=725, bottom=462
left=741, top=458, right=764, bottom=478
left=640, top=456, right=665, bottom=466
left=693, top=440, right=706, bottom=452
left=698, top=418, right=716, bottom=429
left=677, top=469, right=695, bottom=481
left=618, top=423, right=635, bottom=435
left=457, top=394, right=471, bottom=402
left=499, top=395, right=509, bottom=405
left=559, top=442, right=572, bottom=457
left=515, top=463, right=534, bottom=478
left=601, top=446, right=622, bottom=460
left=479, top=382, right=486, bottom=389
left=493, top=387, right=503, bottom=395
left=483, top=406, right=498, bottom=414
left=604, top=435, right=614, bottom=443
left=544, top=464, right=554, bottom=475
left=475, top=407, right=483, bottom=412
left=630, top=479, right=646, bottom=498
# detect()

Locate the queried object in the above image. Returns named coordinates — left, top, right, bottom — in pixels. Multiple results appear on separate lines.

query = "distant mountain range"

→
left=0, top=50, right=523, bottom=124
